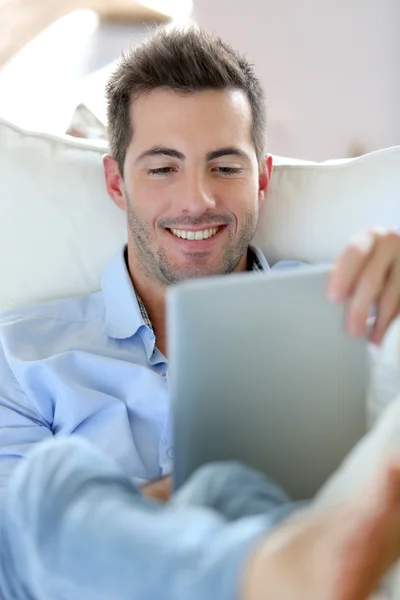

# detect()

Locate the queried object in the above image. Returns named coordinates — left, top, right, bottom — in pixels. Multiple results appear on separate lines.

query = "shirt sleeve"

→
left=0, top=337, right=52, bottom=491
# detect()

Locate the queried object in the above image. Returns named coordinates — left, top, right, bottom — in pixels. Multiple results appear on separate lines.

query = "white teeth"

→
left=171, top=227, right=219, bottom=240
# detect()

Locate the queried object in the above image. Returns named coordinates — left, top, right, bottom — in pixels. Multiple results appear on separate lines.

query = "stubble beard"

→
left=126, top=196, right=258, bottom=286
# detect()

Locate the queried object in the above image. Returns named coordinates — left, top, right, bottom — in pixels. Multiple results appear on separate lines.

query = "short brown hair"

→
left=106, top=25, right=267, bottom=176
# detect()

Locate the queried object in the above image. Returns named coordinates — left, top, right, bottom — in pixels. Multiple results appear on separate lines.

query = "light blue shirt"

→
left=0, top=246, right=301, bottom=491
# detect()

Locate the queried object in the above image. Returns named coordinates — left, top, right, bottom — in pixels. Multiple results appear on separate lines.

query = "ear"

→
left=258, top=154, right=273, bottom=208
left=103, top=155, right=126, bottom=211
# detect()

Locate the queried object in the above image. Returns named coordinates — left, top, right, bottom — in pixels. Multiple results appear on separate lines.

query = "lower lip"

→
left=166, top=226, right=227, bottom=249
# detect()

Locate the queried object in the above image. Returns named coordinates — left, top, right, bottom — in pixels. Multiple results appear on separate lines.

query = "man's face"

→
left=105, top=88, right=271, bottom=285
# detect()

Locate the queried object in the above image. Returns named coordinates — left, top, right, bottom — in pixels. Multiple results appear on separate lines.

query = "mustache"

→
left=159, top=214, right=233, bottom=228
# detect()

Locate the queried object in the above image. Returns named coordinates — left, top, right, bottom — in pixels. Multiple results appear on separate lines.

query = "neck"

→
left=125, top=245, right=253, bottom=357
left=126, top=246, right=168, bottom=356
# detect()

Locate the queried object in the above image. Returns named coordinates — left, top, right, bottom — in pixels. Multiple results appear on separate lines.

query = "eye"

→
left=213, top=166, right=243, bottom=175
left=147, top=166, right=177, bottom=176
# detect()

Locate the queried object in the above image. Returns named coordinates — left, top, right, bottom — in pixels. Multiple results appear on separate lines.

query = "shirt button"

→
left=167, top=447, right=173, bottom=459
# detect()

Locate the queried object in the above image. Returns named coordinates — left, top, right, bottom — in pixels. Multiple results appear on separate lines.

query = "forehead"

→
left=128, top=88, right=254, bottom=155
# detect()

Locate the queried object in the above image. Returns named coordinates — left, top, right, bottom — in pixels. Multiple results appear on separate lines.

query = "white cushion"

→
left=0, top=116, right=399, bottom=312
left=254, top=150, right=400, bottom=265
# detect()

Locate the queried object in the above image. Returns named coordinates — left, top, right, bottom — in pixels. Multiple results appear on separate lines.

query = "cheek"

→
left=129, top=193, right=177, bottom=240
left=135, top=175, right=178, bottom=217
left=217, top=178, right=259, bottom=212
left=126, top=196, right=154, bottom=236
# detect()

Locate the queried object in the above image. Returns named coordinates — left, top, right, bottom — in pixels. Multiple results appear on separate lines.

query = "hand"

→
left=141, top=475, right=172, bottom=503
left=327, top=229, right=400, bottom=345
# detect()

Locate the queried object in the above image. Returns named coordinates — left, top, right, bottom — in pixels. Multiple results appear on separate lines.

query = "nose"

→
left=179, top=170, right=216, bottom=216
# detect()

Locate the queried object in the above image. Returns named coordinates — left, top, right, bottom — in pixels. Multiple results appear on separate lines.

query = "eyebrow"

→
left=206, top=147, right=252, bottom=162
left=135, top=146, right=252, bottom=164
left=135, top=146, right=185, bottom=163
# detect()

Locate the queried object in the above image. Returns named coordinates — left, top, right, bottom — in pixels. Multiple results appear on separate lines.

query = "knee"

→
left=15, top=437, right=98, bottom=490
left=7, top=437, right=115, bottom=527
left=189, top=461, right=254, bottom=494
left=174, top=460, right=290, bottom=521
left=172, top=461, right=246, bottom=512
left=176, top=460, right=280, bottom=506
left=191, top=461, right=285, bottom=494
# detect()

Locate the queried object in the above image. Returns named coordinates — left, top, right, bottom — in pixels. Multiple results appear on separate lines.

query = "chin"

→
left=162, top=262, right=237, bottom=285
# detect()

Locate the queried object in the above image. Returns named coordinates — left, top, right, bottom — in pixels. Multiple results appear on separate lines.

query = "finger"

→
left=142, top=476, right=172, bottom=502
left=345, top=241, right=394, bottom=338
left=370, top=265, right=400, bottom=345
left=328, top=230, right=378, bottom=303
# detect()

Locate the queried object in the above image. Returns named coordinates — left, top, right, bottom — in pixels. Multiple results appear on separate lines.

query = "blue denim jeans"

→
left=0, top=438, right=304, bottom=600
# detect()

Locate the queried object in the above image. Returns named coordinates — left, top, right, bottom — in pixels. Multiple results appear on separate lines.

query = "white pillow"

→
left=254, top=150, right=400, bottom=265
left=0, top=116, right=399, bottom=312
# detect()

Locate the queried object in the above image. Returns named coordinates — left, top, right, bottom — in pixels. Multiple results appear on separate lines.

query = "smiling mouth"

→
left=168, top=226, right=223, bottom=241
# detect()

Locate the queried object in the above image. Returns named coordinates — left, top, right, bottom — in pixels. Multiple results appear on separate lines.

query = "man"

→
left=0, top=25, right=400, bottom=599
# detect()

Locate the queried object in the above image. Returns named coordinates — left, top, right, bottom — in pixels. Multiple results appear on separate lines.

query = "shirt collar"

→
left=102, top=244, right=270, bottom=340
left=102, top=247, right=151, bottom=340
left=249, top=245, right=271, bottom=272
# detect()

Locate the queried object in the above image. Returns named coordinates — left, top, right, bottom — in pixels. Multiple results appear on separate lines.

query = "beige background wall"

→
left=1, top=0, right=399, bottom=161
left=193, top=0, right=400, bottom=160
